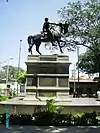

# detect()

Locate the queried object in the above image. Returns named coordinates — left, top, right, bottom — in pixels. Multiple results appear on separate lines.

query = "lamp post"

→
left=0, top=58, right=13, bottom=84
left=17, top=40, right=22, bottom=96
left=6, top=58, right=13, bottom=84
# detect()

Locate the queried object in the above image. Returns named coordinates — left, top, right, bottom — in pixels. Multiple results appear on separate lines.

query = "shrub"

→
left=34, top=111, right=54, bottom=126
left=45, top=99, right=63, bottom=114
left=10, top=113, right=32, bottom=125
left=0, top=113, right=6, bottom=124
left=53, top=113, right=73, bottom=126
left=0, top=111, right=98, bottom=126
left=0, top=113, right=32, bottom=125
left=0, top=96, right=9, bottom=101
left=73, top=111, right=98, bottom=126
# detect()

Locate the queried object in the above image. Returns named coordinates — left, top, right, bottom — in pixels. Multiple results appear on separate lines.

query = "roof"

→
left=69, top=76, right=97, bottom=83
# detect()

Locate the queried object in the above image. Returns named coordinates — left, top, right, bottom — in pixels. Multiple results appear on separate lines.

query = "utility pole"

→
left=17, top=40, right=22, bottom=96
left=73, top=64, right=76, bottom=93
left=77, top=46, right=80, bottom=97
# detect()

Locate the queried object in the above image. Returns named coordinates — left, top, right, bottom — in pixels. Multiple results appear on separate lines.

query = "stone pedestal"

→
left=24, top=54, right=71, bottom=102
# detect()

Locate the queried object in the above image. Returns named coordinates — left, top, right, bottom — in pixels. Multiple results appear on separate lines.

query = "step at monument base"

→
left=23, top=96, right=72, bottom=102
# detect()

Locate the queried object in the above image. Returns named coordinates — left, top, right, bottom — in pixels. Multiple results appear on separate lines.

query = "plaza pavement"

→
left=0, top=96, right=100, bottom=132
left=0, top=96, right=100, bottom=106
left=0, top=125, right=100, bottom=133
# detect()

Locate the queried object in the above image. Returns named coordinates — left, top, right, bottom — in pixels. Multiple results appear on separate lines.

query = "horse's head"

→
left=63, top=21, right=70, bottom=34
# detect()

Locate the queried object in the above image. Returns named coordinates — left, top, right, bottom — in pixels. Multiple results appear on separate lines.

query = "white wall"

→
left=0, top=104, right=100, bottom=115
left=0, top=82, right=20, bottom=95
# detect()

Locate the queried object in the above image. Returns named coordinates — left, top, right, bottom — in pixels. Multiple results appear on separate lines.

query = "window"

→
left=57, top=65, right=69, bottom=74
left=39, top=67, right=57, bottom=74
left=58, top=77, right=68, bottom=87
left=27, top=66, right=38, bottom=74
left=27, top=77, right=37, bottom=86
left=39, top=90, right=56, bottom=97
left=39, top=77, right=56, bottom=86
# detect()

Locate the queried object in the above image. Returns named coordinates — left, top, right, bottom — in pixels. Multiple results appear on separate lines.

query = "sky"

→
left=0, top=0, right=87, bottom=77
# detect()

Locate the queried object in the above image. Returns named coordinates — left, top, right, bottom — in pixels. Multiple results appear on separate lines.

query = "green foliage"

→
left=34, top=111, right=98, bottom=126
left=0, top=113, right=32, bottom=125
left=58, top=0, right=100, bottom=50
left=58, top=0, right=100, bottom=76
left=0, top=65, right=25, bottom=83
left=46, top=99, right=63, bottom=113
left=34, top=111, right=55, bottom=126
left=0, top=71, right=6, bottom=83
left=0, top=96, right=9, bottom=101
left=17, top=72, right=26, bottom=84
left=78, top=43, right=100, bottom=74
left=0, top=111, right=98, bottom=126
left=73, top=111, right=98, bottom=126
left=46, top=99, right=56, bottom=113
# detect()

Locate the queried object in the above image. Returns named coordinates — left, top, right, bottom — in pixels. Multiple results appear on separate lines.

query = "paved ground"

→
left=0, top=96, right=100, bottom=106
left=0, top=126, right=100, bottom=133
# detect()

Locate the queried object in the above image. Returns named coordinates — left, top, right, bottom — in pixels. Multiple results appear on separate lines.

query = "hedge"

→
left=0, top=111, right=99, bottom=126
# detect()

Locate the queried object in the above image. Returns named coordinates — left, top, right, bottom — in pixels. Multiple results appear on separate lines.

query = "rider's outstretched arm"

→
left=49, top=22, right=59, bottom=26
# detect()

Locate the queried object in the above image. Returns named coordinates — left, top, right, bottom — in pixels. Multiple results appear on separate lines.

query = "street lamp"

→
left=17, top=40, right=22, bottom=96
left=0, top=58, right=13, bottom=84
left=6, top=58, right=13, bottom=84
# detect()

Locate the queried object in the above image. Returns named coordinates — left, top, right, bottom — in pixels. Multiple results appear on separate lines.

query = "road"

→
left=0, top=125, right=100, bottom=133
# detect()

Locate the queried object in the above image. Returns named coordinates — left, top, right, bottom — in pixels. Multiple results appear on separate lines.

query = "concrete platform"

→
left=0, top=97, right=100, bottom=106
left=0, top=97, right=100, bottom=114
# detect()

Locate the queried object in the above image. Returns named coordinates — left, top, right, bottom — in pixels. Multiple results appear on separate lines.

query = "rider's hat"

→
left=45, top=17, right=48, bottom=21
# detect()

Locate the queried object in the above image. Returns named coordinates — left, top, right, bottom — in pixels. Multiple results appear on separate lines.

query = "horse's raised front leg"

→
left=57, top=39, right=63, bottom=53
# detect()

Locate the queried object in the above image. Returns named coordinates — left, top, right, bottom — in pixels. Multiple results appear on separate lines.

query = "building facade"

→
left=69, top=77, right=98, bottom=96
left=25, top=54, right=71, bottom=99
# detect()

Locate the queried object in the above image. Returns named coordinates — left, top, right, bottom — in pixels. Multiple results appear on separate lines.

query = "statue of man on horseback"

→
left=42, top=17, right=55, bottom=46
left=28, top=18, right=70, bottom=55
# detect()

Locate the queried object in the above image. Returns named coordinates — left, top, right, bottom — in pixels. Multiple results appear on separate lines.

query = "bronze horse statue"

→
left=27, top=23, right=69, bottom=55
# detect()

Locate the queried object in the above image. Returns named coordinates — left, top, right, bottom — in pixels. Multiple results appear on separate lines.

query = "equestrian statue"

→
left=27, top=17, right=69, bottom=55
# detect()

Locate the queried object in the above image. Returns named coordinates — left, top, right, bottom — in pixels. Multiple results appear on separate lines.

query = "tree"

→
left=58, top=0, right=100, bottom=50
left=78, top=44, right=100, bottom=89
left=0, top=65, right=25, bottom=82
left=78, top=44, right=100, bottom=74
left=58, top=0, right=100, bottom=89
left=17, top=72, right=26, bottom=84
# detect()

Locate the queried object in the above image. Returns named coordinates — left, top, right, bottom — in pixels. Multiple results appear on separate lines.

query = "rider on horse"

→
left=43, top=18, right=69, bottom=39
left=42, top=17, right=57, bottom=46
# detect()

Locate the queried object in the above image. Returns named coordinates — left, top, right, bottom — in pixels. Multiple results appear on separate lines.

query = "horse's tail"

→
left=27, top=36, right=34, bottom=45
left=27, top=36, right=35, bottom=54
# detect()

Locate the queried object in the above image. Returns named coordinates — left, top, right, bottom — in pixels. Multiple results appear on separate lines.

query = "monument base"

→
left=0, top=97, right=100, bottom=115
